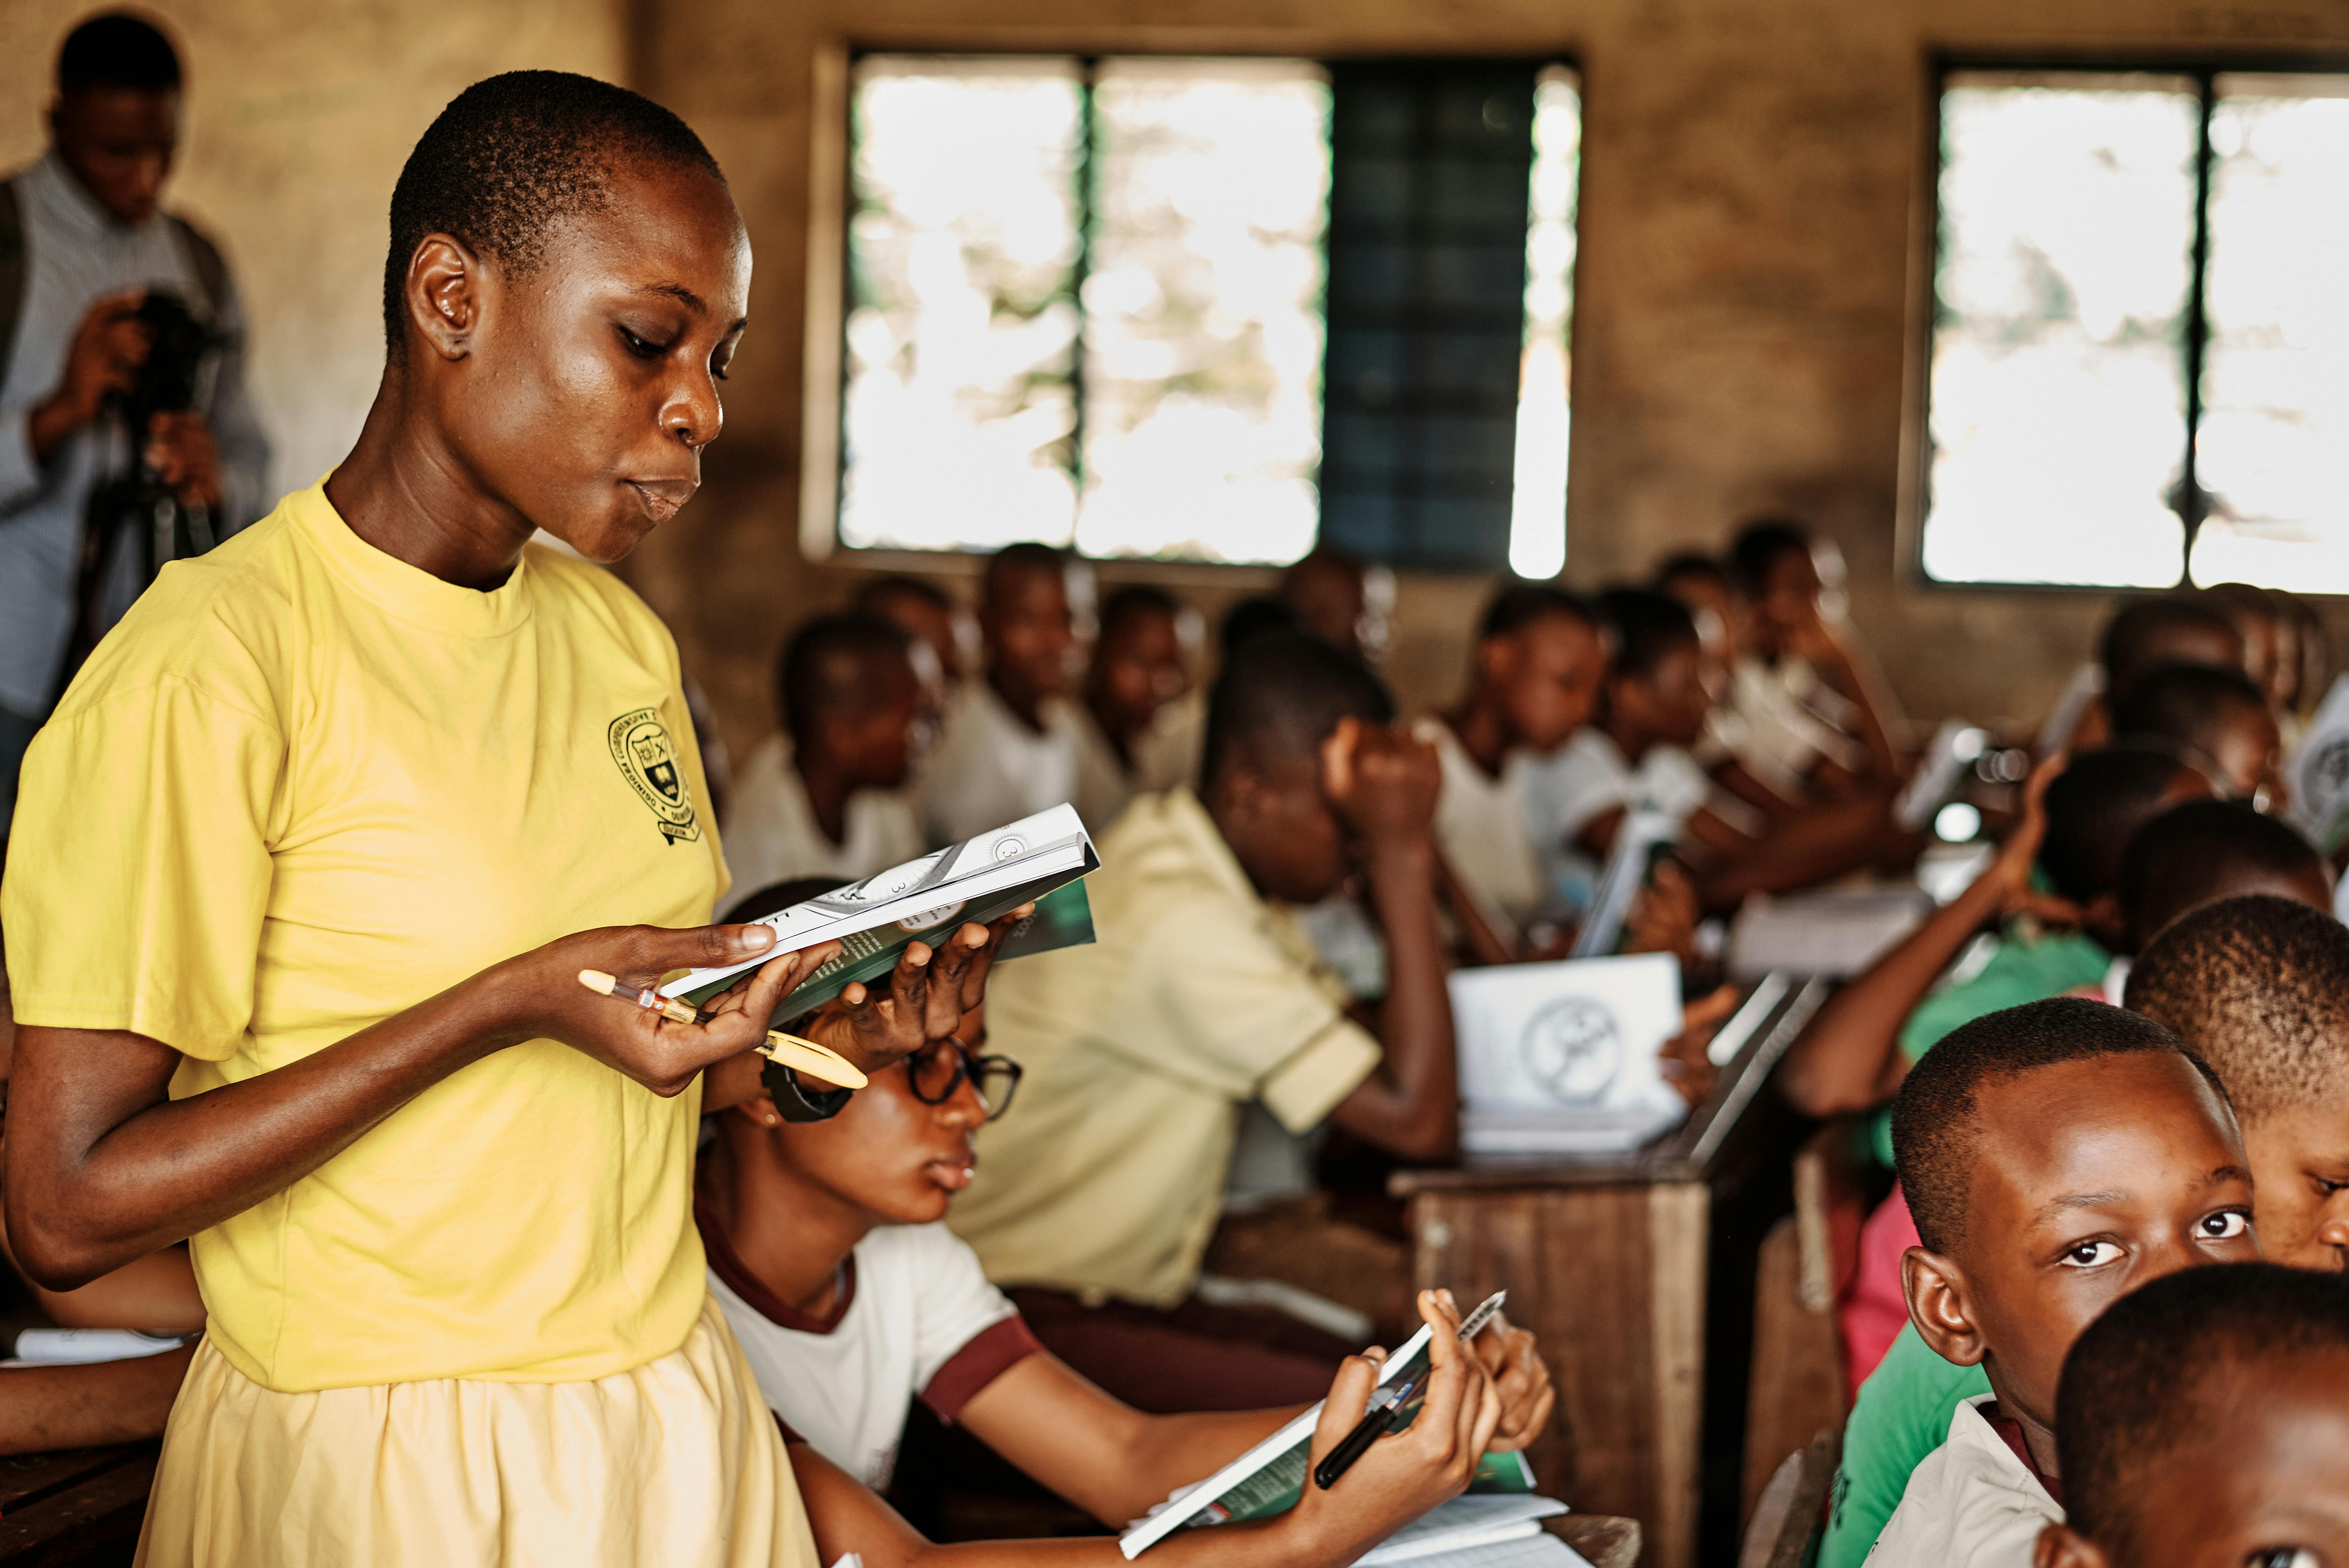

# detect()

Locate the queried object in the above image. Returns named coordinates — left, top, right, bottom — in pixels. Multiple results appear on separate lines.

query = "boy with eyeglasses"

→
left=694, top=878, right=1555, bottom=1521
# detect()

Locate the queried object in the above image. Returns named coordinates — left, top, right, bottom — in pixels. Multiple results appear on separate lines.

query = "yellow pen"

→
left=576, top=969, right=869, bottom=1090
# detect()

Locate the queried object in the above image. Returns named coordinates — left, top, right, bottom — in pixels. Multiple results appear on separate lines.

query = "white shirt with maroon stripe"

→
left=700, top=1205, right=1041, bottom=1489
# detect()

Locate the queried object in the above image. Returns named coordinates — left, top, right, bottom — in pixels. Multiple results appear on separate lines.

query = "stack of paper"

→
left=1451, top=953, right=1686, bottom=1157
left=1726, top=886, right=1932, bottom=981
left=1356, top=1496, right=1570, bottom=1564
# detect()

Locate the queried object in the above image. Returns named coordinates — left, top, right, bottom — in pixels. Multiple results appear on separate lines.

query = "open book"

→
left=1119, top=1292, right=1529, bottom=1559
left=661, top=804, right=1100, bottom=1022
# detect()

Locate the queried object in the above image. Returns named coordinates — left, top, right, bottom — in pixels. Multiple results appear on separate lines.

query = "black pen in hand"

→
left=1312, top=1376, right=1420, bottom=1490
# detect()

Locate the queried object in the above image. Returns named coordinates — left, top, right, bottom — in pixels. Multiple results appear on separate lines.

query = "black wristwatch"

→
left=762, top=1057, right=854, bottom=1123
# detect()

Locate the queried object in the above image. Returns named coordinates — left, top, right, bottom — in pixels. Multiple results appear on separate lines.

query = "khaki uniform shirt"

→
left=949, top=789, right=1382, bottom=1307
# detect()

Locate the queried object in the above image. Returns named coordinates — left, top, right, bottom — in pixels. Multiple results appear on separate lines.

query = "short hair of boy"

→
left=1200, top=632, right=1394, bottom=785
left=2118, top=798, right=2322, bottom=948
left=2037, top=743, right=2200, bottom=905
left=2056, top=1261, right=2349, bottom=1562
left=2109, top=660, right=2270, bottom=765
left=1727, top=518, right=1812, bottom=597
left=1593, top=588, right=1699, bottom=682
left=2125, top=893, right=2349, bottom=1122
left=778, top=614, right=914, bottom=749
left=1651, top=552, right=1729, bottom=595
left=1098, top=583, right=1180, bottom=643
left=855, top=575, right=952, bottom=616
left=981, top=541, right=1067, bottom=606
left=1890, top=997, right=2220, bottom=1256
left=58, top=11, right=181, bottom=92
left=1478, top=584, right=1595, bottom=641
left=2098, top=598, right=2244, bottom=703
left=384, top=70, right=722, bottom=351
left=1218, top=595, right=1301, bottom=663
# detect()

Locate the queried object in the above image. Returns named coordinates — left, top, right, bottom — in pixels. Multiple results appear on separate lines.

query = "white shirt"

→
left=1728, top=656, right=1869, bottom=799
left=702, top=1217, right=1037, bottom=1490
left=921, top=681, right=1082, bottom=846
left=1869, top=1396, right=2062, bottom=1568
left=718, top=734, right=926, bottom=902
left=1072, top=704, right=1138, bottom=839
left=1518, top=729, right=1727, bottom=910
left=1417, top=718, right=1546, bottom=937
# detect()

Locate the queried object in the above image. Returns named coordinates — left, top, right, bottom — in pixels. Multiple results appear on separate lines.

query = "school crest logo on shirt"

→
left=608, top=708, right=701, bottom=844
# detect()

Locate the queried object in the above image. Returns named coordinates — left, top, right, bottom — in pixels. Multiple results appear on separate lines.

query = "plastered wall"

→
left=5, top=0, right=2347, bottom=770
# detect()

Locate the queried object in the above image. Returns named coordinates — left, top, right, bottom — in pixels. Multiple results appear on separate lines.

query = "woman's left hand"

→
left=1469, top=1310, right=1557, bottom=1453
left=778, top=904, right=1035, bottom=1077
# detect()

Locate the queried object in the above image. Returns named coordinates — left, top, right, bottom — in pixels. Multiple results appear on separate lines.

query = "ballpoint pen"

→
left=1313, top=1377, right=1419, bottom=1490
left=576, top=969, right=869, bottom=1090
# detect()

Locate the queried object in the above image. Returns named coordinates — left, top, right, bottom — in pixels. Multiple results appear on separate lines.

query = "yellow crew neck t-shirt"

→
left=3, top=482, right=728, bottom=1394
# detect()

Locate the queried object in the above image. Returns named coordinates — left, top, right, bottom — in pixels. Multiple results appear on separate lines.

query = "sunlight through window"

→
left=1507, top=67, right=1580, bottom=581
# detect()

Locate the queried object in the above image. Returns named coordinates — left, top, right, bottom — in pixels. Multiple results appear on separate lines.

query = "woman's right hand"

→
left=495, top=924, right=845, bottom=1097
left=1286, top=1290, right=1504, bottom=1564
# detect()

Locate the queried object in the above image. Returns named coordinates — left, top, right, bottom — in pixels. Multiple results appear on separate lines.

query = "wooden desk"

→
left=1391, top=980, right=1828, bottom=1568
left=0, top=1444, right=159, bottom=1568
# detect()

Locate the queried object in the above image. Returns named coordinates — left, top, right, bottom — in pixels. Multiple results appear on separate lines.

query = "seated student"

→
left=2125, top=895, right=2349, bottom=1270
left=0, top=972, right=200, bottom=1455
left=1719, top=519, right=1903, bottom=802
left=860, top=575, right=967, bottom=694
left=1073, top=584, right=1196, bottom=832
left=1861, top=999, right=2259, bottom=1567
left=2091, top=594, right=2246, bottom=731
left=1418, top=586, right=1607, bottom=942
left=949, top=635, right=1458, bottom=1406
left=788, top=1291, right=1510, bottom=1568
left=1280, top=546, right=1389, bottom=666
left=2204, top=581, right=2289, bottom=713
left=723, top=615, right=928, bottom=891
left=2116, top=797, right=2332, bottom=951
left=2034, top=1262, right=2349, bottom=1568
left=2111, top=661, right=2286, bottom=811
left=922, top=543, right=1090, bottom=844
left=691, top=890, right=1552, bottom=1514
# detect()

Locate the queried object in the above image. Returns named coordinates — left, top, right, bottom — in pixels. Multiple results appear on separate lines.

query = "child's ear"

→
left=1901, top=1244, right=1988, bottom=1367
left=2032, top=1521, right=2108, bottom=1568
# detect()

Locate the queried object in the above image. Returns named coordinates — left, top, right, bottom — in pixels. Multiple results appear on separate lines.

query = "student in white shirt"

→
left=1417, top=586, right=1607, bottom=949
left=1072, top=584, right=1195, bottom=836
left=921, top=544, right=1089, bottom=845
left=695, top=879, right=1558, bottom=1560
left=722, top=615, right=927, bottom=894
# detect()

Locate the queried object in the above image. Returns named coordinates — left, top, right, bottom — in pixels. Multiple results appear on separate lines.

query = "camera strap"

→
left=0, top=179, right=24, bottom=390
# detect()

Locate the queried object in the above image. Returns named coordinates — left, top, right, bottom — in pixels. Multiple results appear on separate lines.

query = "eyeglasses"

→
left=906, top=1038, right=1023, bottom=1123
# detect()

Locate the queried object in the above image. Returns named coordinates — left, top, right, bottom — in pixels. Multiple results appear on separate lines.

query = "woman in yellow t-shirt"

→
left=0, top=72, right=1007, bottom=1568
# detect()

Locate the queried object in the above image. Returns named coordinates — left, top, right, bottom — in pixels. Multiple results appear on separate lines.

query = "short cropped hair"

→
left=1099, top=583, right=1180, bottom=644
left=1479, top=584, right=1595, bottom=641
left=2037, top=744, right=2200, bottom=904
left=981, top=541, right=1068, bottom=606
left=58, top=11, right=180, bottom=93
left=2119, top=799, right=2322, bottom=949
left=384, top=71, right=722, bottom=351
left=1220, top=596, right=1301, bottom=663
left=855, top=575, right=952, bottom=616
left=1595, top=588, right=1700, bottom=682
left=1891, top=998, right=2215, bottom=1256
left=776, top=614, right=914, bottom=747
left=1727, top=519, right=1812, bottom=597
left=1652, top=552, right=1729, bottom=596
left=2111, top=662, right=2272, bottom=776
left=2058, top=1263, right=2349, bottom=1563
left=2125, top=894, right=2349, bottom=1121
left=1202, top=632, right=1394, bottom=785
left=2099, top=598, right=2245, bottom=703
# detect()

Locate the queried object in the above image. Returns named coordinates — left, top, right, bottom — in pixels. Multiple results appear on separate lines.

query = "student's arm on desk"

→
left=956, top=1312, right=1555, bottom=1528
left=1319, top=723, right=1457, bottom=1163
left=1776, top=754, right=2068, bottom=1117
left=0, top=1344, right=195, bottom=1457
left=797, top=1294, right=1504, bottom=1568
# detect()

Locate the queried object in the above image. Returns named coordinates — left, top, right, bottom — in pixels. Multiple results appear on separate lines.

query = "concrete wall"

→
left=634, top=0, right=2349, bottom=767
left=0, top=0, right=631, bottom=504
left=6, top=0, right=2346, bottom=768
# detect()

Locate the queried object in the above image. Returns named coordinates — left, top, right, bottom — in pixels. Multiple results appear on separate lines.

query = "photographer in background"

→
left=0, top=11, right=268, bottom=848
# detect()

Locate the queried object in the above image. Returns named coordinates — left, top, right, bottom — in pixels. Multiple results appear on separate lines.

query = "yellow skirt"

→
left=135, top=1295, right=818, bottom=1568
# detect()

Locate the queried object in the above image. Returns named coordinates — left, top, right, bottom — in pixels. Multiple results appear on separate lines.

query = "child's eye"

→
left=2249, top=1549, right=2318, bottom=1568
left=2059, top=1240, right=2123, bottom=1268
left=619, top=328, right=669, bottom=360
left=2200, top=1210, right=2253, bottom=1240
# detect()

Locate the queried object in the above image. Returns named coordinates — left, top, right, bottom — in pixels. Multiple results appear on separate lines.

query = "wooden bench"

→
left=0, top=1444, right=158, bottom=1568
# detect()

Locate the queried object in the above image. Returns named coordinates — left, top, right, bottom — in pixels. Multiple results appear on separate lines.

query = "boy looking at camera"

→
left=1862, top=998, right=2259, bottom=1567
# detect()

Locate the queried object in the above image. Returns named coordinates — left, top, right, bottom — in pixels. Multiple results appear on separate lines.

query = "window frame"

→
left=801, top=44, right=1585, bottom=575
left=1905, top=50, right=2349, bottom=598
